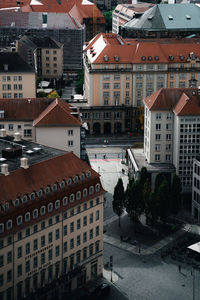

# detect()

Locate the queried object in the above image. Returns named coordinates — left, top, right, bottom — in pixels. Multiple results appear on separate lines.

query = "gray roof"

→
left=19, top=35, right=63, bottom=49
left=122, top=3, right=200, bottom=31
left=0, top=52, right=34, bottom=72
left=0, top=11, right=82, bottom=30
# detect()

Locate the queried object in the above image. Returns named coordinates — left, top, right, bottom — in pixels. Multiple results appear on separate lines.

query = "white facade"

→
left=192, top=158, right=200, bottom=221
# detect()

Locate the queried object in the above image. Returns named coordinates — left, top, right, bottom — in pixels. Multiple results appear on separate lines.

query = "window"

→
left=156, top=124, right=161, bottom=130
left=114, top=83, right=120, bottom=89
left=90, top=213, right=93, bottom=224
left=52, top=184, right=57, bottom=192
left=55, top=246, right=60, bottom=257
left=77, top=219, right=81, bottom=230
left=17, top=216, right=22, bottom=226
left=89, top=186, right=94, bottom=195
left=7, top=270, right=12, bottom=282
left=84, top=202, right=87, bottom=210
left=56, top=215, right=59, bottom=223
left=166, top=134, right=172, bottom=140
left=45, top=186, right=50, bottom=195
left=126, top=82, right=130, bottom=88
left=90, top=200, right=93, bottom=208
left=68, top=140, right=73, bottom=147
left=56, top=229, right=60, bottom=240
left=6, top=220, right=12, bottom=230
left=63, top=196, right=68, bottom=206
left=166, top=154, right=171, bottom=161
left=89, top=244, right=93, bottom=256
left=83, top=188, right=87, bottom=198
left=8, top=124, right=13, bottom=131
left=77, top=250, right=81, bottom=264
left=83, top=232, right=87, bottom=243
left=114, top=74, right=120, bottom=80
left=17, top=264, right=22, bottom=277
left=0, top=255, right=4, bottom=267
left=26, top=243, right=30, bottom=255
left=48, top=232, right=53, bottom=243
left=41, top=235, right=45, bottom=247
left=68, top=129, right=73, bottom=135
left=70, top=222, right=74, bottom=233
left=96, top=241, right=100, bottom=253
left=89, top=229, right=93, bottom=240
left=156, top=113, right=161, bottom=119
left=17, top=246, right=22, bottom=258
left=33, top=224, right=38, bottom=233
left=48, top=249, right=53, bottom=261
left=24, top=129, right=32, bottom=137
left=55, top=200, right=60, bottom=209
left=25, top=212, right=30, bottom=222
left=48, top=203, right=53, bottom=212
left=41, top=253, right=45, bottom=264
left=96, top=210, right=100, bottom=221
left=70, top=238, right=74, bottom=249
left=7, top=236, right=12, bottom=245
left=40, top=206, right=46, bottom=216
left=26, top=261, right=30, bottom=273
left=69, top=194, right=74, bottom=203
left=155, top=154, right=160, bottom=161
left=155, top=144, right=161, bottom=151
left=18, top=232, right=22, bottom=241
left=0, top=274, right=3, bottom=287
left=7, top=252, right=12, bottom=264
left=0, top=224, right=4, bottom=234
left=166, top=123, right=172, bottom=130
left=77, top=235, right=81, bottom=246
left=103, top=83, right=109, bottom=89
left=83, top=216, right=87, bottom=226
left=33, top=239, right=38, bottom=251
left=83, top=247, right=87, bottom=260
left=95, top=184, right=100, bottom=193
left=166, top=144, right=171, bottom=151
left=155, top=134, right=161, bottom=140
left=33, top=256, right=38, bottom=268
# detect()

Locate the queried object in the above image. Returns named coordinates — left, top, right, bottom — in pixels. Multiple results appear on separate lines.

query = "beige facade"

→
left=0, top=195, right=103, bottom=300
left=41, top=47, right=63, bottom=79
left=0, top=73, right=36, bottom=99
left=35, top=126, right=81, bottom=158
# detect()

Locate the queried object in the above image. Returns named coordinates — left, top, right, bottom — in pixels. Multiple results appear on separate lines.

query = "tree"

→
left=112, top=178, right=125, bottom=227
left=139, top=167, right=149, bottom=186
left=102, top=10, right=113, bottom=32
left=47, top=90, right=60, bottom=98
left=75, top=69, right=84, bottom=94
left=145, top=191, right=158, bottom=224
left=37, top=91, right=47, bottom=97
left=156, top=179, right=170, bottom=222
left=170, top=174, right=182, bottom=215
left=125, top=180, right=144, bottom=222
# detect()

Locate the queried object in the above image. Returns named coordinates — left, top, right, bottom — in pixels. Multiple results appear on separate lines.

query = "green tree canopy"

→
left=112, top=178, right=125, bottom=227
left=75, top=69, right=84, bottom=94
left=170, top=174, right=182, bottom=215
left=125, top=179, right=144, bottom=222
left=156, top=179, right=170, bottom=222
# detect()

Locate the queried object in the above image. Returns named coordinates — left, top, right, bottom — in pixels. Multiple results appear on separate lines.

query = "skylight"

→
left=168, top=15, right=173, bottom=20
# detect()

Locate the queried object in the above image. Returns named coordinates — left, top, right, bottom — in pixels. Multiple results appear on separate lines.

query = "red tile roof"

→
left=33, top=98, right=81, bottom=126
left=144, top=88, right=200, bottom=116
left=85, top=33, right=200, bottom=64
left=69, top=2, right=105, bottom=24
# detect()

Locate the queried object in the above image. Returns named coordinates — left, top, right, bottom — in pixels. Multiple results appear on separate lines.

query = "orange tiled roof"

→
left=69, top=2, right=105, bottom=24
left=33, top=98, right=81, bottom=126
left=144, top=88, right=200, bottom=116
left=85, top=33, right=200, bottom=64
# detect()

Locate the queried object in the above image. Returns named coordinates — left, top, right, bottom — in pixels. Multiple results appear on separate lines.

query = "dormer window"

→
left=180, top=55, right=184, bottom=60
left=0, top=111, right=4, bottom=119
left=33, top=209, right=38, bottom=219
left=104, top=55, right=109, bottom=62
left=29, top=193, right=35, bottom=201
left=73, top=176, right=78, bottom=184
left=55, top=200, right=60, bottom=209
left=89, top=186, right=94, bottom=195
left=148, top=56, right=152, bottom=61
left=17, top=215, right=22, bottom=226
left=69, top=194, right=74, bottom=203
left=80, top=174, right=85, bottom=181
left=141, top=56, right=146, bottom=61
left=45, top=187, right=50, bottom=195
left=154, top=56, right=159, bottom=61
left=22, top=195, right=27, bottom=204
left=40, top=206, right=46, bottom=216
left=25, top=212, right=30, bottom=222
left=169, top=55, right=174, bottom=61
left=37, top=189, right=43, bottom=198
left=51, top=184, right=57, bottom=192
left=13, top=198, right=19, bottom=207
left=6, top=220, right=12, bottom=230
left=0, top=224, right=4, bottom=233
left=76, top=191, right=81, bottom=200
left=95, top=183, right=100, bottom=192
left=114, top=56, right=119, bottom=62
left=67, top=178, right=72, bottom=186
left=48, top=203, right=53, bottom=212
left=83, top=188, right=87, bottom=198
left=59, top=181, right=65, bottom=189
left=4, top=202, right=9, bottom=211
left=86, top=171, right=91, bottom=178
left=62, top=196, right=68, bottom=206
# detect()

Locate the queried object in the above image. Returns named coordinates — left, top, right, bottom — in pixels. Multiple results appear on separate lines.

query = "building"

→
left=192, top=157, right=200, bottom=221
left=17, top=35, right=63, bottom=80
left=112, top=3, right=154, bottom=34
left=0, top=136, right=104, bottom=300
left=83, top=33, right=200, bottom=134
left=0, top=52, right=36, bottom=99
left=0, top=11, right=85, bottom=73
left=142, top=87, right=200, bottom=193
left=120, top=3, right=200, bottom=39
left=0, top=98, right=85, bottom=159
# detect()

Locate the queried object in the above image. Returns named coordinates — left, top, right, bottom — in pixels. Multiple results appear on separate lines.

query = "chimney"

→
left=0, top=129, right=6, bottom=137
left=20, top=157, right=29, bottom=169
left=14, top=132, right=21, bottom=142
left=1, top=164, right=9, bottom=176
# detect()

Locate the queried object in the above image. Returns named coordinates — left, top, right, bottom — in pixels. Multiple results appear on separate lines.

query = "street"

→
left=87, top=146, right=200, bottom=300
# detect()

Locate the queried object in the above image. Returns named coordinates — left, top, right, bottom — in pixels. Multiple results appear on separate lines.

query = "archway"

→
left=104, top=122, right=111, bottom=134
left=93, top=122, right=101, bottom=134
left=114, top=122, right=122, bottom=134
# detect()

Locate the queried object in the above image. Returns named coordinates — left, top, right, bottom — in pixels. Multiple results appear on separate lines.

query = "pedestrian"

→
left=178, top=265, right=181, bottom=273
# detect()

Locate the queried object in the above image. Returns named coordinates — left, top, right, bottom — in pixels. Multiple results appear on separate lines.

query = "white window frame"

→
left=25, top=212, right=30, bottom=222
left=55, top=200, right=60, bottom=209
left=6, top=220, right=12, bottom=230
left=17, top=215, right=23, bottom=226
left=48, top=203, right=53, bottom=212
left=40, top=206, right=46, bottom=216
left=62, top=196, right=68, bottom=206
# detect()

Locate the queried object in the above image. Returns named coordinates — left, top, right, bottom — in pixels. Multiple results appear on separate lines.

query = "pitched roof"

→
left=144, top=88, right=200, bottom=116
left=69, top=1, right=105, bottom=24
left=85, top=33, right=200, bottom=64
left=0, top=52, right=34, bottom=72
left=122, top=3, right=200, bottom=31
left=33, top=98, right=81, bottom=126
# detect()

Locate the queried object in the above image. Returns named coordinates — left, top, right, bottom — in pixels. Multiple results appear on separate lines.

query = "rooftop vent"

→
left=148, top=56, right=152, bottom=61
left=0, top=129, right=6, bottom=138
left=114, top=56, right=119, bottom=62
left=14, top=132, right=21, bottom=142
left=168, top=15, right=173, bottom=20
left=148, top=15, right=153, bottom=20
left=20, top=157, right=29, bottom=169
left=179, top=54, right=184, bottom=60
left=154, top=56, right=159, bottom=61
left=141, top=56, right=146, bottom=61
left=3, top=64, right=8, bottom=71
left=190, top=52, right=195, bottom=60
left=186, top=15, right=191, bottom=20
left=2, top=146, right=22, bottom=159
left=1, top=164, right=9, bottom=176
left=104, top=55, right=109, bottom=62
left=169, top=55, right=174, bottom=61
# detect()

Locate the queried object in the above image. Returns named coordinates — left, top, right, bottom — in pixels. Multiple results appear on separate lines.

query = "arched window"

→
left=89, top=186, right=94, bottom=195
left=6, top=220, right=12, bottom=230
left=25, top=212, right=30, bottom=222
left=4, top=202, right=9, bottom=211
left=69, top=194, right=74, bottom=203
left=55, top=200, right=60, bottom=210
left=29, top=192, right=35, bottom=201
left=67, top=178, right=72, bottom=186
left=37, top=189, right=43, bottom=198
left=73, top=176, right=78, bottom=184
left=33, top=209, right=38, bottom=219
left=62, top=197, right=68, bottom=206
left=13, top=198, right=19, bottom=207
left=80, top=174, right=85, bottom=181
left=95, top=183, right=100, bottom=192
left=86, top=171, right=91, bottom=178
left=83, top=188, right=87, bottom=198
left=17, top=215, right=22, bottom=226
left=45, top=186, right=50, bottom=195
left=40, top=206, right=46, bottom=216
left=51, top=184, right=57, bottom=192
left=59, top=181, right=65, bottom=189
left=22, top=195, right=28, bottom=204
left=0, top=224, right=4, bottom=233
left=48, top=203, right=53, bottom=213
left=76, top=191, right=81, bottom=200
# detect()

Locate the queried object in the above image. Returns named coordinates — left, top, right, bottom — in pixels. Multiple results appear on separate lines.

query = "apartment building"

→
left=83, top=33, right=200, bottom=134
left=0, top=137, right=104, bottom=300
left=17, top=35, right=63, bottom=80
left=192, top=157, right=200, bottom=221
left=112, top=3, right=154, bottom=34
left=0, top=98, right=84, bottom=159
left=0, top=53, right=36, bottom=99
left=143, top=88, right=200, bottom=193
left=121, top=3, right=200, bottom=38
